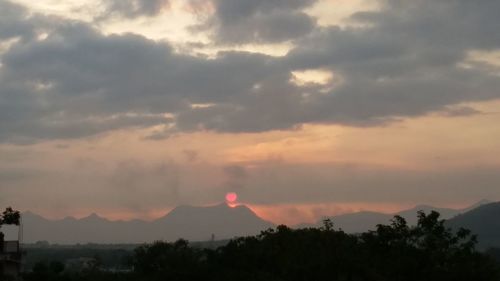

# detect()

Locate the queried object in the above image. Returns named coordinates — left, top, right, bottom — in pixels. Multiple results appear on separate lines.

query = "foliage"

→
left=131, top=239, right=207, bottom=281
left=23, top=247, right=133, bottom=271
left=0, top=207, right=21, bottom=226
left=488, top=248, right=500, bottom=263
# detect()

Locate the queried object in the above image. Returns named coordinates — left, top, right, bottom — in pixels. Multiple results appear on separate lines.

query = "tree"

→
left=0, top=207, right=20, bottom=226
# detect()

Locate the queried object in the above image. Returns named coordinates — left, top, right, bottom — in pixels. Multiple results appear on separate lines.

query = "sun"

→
left=225, top=192, right=238, bottom=207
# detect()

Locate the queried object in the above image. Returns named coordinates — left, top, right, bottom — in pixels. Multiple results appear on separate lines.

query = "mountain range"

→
left=294, top=199, right=492, bottom=233
left=16, top=203, right=274, bottom=244
left=1, top=200, right=498, bottom=246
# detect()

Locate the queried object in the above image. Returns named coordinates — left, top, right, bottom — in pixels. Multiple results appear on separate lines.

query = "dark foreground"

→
left=22, top=211, right=500, bottom=281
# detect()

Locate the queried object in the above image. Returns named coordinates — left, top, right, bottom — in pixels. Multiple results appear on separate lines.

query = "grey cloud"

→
left=353, top=0, right=500, bottom=50
left=0, top=18, right=286, bottom=142
left=193, top=0, right=317, bottom=44
left=0, top=0, right=33, bottom=41
left=281, top=0, right=500, bottom=122
left=214, top=0, right=316, bottom=19
left=439, top=106, right=482, bottom=117
left=1, top=0, right=500, bottom=143
left=175, top=70, right=311, bottom=133
left=0, top=22, right=182, bottom=142
left=100, top=0, right=169, bottom=19
left=180, top=0, right=500, bottom=131
left=182, top=0, right=500, bottom=131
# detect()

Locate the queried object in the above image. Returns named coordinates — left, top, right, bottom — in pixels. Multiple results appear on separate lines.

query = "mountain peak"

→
left=463, top=199, right=493, bottom=212
left=81, top=213, right=107, bottom=221
left=22, top=210, right=37, bottom=217
left=410, top=204, right=436, bottom=210
left=165, top=203, right=251, bottom=216
left=21, top=211, right=47, bottom=221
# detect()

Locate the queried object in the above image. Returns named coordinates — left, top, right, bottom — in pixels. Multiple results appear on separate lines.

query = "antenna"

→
left=19, top=215, right=23, bottom=244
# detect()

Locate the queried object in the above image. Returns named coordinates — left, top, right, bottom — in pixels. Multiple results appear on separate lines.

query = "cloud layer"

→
left=0, top=0, right=500, bottom=144
left=100, top=0, right=170, bottom=19
left=193, top=0, right=317, bottom=44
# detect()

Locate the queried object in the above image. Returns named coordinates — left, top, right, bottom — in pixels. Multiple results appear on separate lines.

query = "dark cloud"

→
left=0, top=22, right=180, bottom=142
left=182, top=0, right=500, bottom=131
left=0, top=0, right=33, bottom=41
left=0, top=17, right=285, bottom=142
left=1, top=0, right=500, bottom=143
left=439, top=106, right=482, bottom=117
left=193, top=0, right=317, bottom=44
left=100, top=0, right=169, bottom=19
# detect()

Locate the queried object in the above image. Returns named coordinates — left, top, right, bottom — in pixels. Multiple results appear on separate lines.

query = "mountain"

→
left=446, top=202, right=500, bottom=249
left=20, top=204, right=274, bottom=244
left=21, top=211, right=150, bottom=244
left=296, top=200, right=491, bottom=233
left=154, top=203, right=274, bottom=241
left=327, top=211, right=393, bottom=233
left=294, top=211, right=393, bottom=233
left=462, top=199, right=493, bottom=212
left=395, top=205, right=460, bottom=225
left=16, top=200, right=493, bottom=244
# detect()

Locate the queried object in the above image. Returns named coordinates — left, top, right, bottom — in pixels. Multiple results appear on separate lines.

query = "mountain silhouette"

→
left=18, top=200, right=493, bottom=244
left=21, top=203, right=274, bottom=244
left=395, top=204, right=460, bottom=225
left=446, top=201, right=500, bottom=249
left=295, top=200, right=491, bottom=233
left=153, top=203, right=274, bottom=241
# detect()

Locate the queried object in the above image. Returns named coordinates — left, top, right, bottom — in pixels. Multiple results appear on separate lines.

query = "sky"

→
left=1, top=0, right=500, bottom=225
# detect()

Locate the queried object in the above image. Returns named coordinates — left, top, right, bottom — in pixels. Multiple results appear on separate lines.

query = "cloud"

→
left=0, top=21, right=181, bottom=142
left=1, top=0, right=500, bottom=143
left=0, top=0, right=33, bottom=41
left=192, top=0, right=317, bottom=44
left=100, top=0, right=170, bottom=19
left=0, top=17, right=287, bottom=142
left=439, top=106, right=482, bottom=117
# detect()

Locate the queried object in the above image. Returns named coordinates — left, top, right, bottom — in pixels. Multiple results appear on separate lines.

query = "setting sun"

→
left=225, top=192, right=238, bottom=204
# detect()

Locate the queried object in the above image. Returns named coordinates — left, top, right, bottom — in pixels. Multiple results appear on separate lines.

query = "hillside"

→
left=297, top=200, right=491, bottom=233
left=446, top=202, right=500, bottom=249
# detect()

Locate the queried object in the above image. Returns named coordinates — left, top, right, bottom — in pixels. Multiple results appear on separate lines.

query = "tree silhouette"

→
left=0, top=207, right=20, bottom=226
